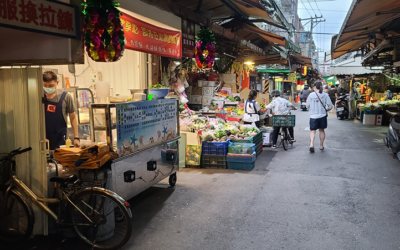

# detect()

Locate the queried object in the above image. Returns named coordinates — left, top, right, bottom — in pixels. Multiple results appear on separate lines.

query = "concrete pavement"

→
left=16, top=109, right=400, bottom=250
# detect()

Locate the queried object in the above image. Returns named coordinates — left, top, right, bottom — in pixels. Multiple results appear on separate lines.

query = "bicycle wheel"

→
left=69, top=190, right=132, bottom=250
left=0, top=190, right=35, bottom=242
left=281, top=129, right=288, bottom=151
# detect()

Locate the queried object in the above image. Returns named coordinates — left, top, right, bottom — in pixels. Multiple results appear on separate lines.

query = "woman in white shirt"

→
left=243, top=90, right=261, bottom=127
left=306, top=81, right=333, bottom=152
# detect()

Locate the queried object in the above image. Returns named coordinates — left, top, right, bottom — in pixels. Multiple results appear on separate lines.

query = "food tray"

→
left=272, top=115, right=296, bottom=127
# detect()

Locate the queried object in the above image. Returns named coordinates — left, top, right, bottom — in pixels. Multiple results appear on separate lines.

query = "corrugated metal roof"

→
left=330, top=57, right=382, bottom=75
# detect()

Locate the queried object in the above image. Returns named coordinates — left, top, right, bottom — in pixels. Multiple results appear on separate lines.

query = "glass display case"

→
left=65, top=87, right=94, bottom=140
left=89, top=103, right=117, bottom=151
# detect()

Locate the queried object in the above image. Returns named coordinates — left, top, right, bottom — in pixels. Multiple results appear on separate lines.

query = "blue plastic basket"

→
left=202, top=140, right=230, bottom=155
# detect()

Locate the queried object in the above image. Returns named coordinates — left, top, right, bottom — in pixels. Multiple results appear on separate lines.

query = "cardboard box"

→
left=185, top=86, right=193, bottom=95
left=192, top=87, right=202, bottom=95
left=202, top=87, right=214, bottom=97
left=220, top=73, right=236, bottom=84
left=180, top=131, right=201, bottom=146
left=376, top=114, right=382, bottom=126
left=363, top=114, right=376, bottom=125
left=191, top=95, right=202, bottom=104
left=203, top=81, right=219, bottom=87
left=202, top=96, right=213, bottom=106
left=223, top=83, right=237, bottom=93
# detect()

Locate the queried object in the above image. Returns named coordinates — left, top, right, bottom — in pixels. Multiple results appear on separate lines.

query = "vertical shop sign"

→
left=181, top=19, right=195, bottom=58
left=115, top=99, right=177, bottom=157
left=0, top=0, right=79, bottom=39
left=121, top=12, right=181, bottom=59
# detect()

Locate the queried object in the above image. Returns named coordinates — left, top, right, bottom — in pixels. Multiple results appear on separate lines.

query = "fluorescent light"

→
left=175, top=62, right=181, bottom=65
left=245, top=62, right=254, bottom=65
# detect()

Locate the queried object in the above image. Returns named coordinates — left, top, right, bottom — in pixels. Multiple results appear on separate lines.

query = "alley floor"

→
left=13, top=108, right=400, bottom=250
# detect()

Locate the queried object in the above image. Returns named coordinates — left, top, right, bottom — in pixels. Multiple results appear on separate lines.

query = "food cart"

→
left=88, top=98, right=180, bottom=200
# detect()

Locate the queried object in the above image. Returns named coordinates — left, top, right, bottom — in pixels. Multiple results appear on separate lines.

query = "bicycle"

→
left=0, top=147, right=133, bottom=250
left=272, top=111, right=296, bottom=151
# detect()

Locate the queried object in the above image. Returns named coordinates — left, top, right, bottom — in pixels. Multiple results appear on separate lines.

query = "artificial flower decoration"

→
left=195, top=28, right=216, bottom=69
left=83, top=0, right=125, bottom=62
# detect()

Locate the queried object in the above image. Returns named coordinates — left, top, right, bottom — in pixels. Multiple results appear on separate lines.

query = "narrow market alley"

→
left=23, top=109, right=400, bottom=250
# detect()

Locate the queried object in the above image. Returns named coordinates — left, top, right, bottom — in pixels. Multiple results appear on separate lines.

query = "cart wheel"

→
left=169, top=173, right=177, bottom=187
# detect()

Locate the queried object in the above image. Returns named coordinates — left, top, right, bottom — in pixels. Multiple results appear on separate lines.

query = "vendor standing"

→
left=365, top=85, right=372, bottom=103
left=243, top=90, right=261, bottom=127
left=43, top=71, right=80, bottom=150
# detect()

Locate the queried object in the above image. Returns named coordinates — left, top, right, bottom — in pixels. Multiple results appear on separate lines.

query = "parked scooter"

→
left=336, top=94, right=349, bottom=120
left=384, top=109, right=400, bottom=161
left=300, top=98, right=307, bottom=111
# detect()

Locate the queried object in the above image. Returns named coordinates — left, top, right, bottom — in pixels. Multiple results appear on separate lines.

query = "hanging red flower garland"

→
left=195, top=28, right=216, bottom=69
left=83, top=0, right=125, bottom=62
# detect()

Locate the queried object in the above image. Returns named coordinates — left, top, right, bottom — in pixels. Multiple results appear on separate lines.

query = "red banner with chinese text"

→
left=121, top=12, right=181, bottom=59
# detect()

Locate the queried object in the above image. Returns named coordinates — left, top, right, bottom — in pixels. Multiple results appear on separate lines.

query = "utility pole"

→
left=300, top=16, right=325, bottom=63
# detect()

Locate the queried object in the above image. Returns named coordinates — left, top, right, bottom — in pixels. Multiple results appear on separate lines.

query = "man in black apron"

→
left=43, top=71, right=80, bottom=150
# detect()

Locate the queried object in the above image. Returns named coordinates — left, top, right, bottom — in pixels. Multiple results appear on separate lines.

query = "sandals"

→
left=309, top=147, right=314, bottom=153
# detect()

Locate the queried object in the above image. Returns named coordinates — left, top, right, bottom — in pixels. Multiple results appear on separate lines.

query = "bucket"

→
left=95, top=81, right=110, bottom=103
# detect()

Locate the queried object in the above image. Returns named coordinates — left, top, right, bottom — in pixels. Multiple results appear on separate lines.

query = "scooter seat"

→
left=391, top=117, right=400, bottom=130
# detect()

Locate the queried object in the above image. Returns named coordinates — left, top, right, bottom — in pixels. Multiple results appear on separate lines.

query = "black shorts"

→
left=310, top=116, right=327, bottom=130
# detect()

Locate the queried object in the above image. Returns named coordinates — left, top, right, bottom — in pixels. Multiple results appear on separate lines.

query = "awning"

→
left=286, top=40, right=301, bottom=54
left=330, top=57, right=382, bottom=75
left=245, top=54, right=288, bottom=65
left=258, top=69, right=291, bottom=73
left=290, top=53, right=312, bottom=67
left=331, top=0, right=400, bottom=59
left=221, top=21, right=286, bottom=47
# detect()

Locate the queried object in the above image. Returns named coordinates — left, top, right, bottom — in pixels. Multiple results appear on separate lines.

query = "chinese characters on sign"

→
left=0, top=0, right=78, bottom=39
left=121, top=12, right=181, bottom=59
left=182, top=19, right=195, bottom=58
left=116, top=99, right=177, bottom=156
left=79, top=90, right=90, bottom=108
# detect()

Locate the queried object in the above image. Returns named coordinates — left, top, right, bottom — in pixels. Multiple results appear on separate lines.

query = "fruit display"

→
left=186, top=145, right=201, bottom=166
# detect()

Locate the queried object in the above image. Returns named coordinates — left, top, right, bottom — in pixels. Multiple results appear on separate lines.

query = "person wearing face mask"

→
left=43, top=71, right=80, bottom=150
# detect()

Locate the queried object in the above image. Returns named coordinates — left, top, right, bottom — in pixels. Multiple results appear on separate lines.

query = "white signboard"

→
left=0, top=0, right=79, bottom=39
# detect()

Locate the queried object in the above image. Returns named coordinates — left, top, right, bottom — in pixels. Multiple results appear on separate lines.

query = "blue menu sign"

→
left=116, top=99, right=177, bottom=157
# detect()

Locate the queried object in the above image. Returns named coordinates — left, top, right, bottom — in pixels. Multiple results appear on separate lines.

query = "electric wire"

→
left=300, top=0, right=312, bottom=17
left=314, top=0, right=323, bottom=16
left=307, top=0, right=317, bottom=16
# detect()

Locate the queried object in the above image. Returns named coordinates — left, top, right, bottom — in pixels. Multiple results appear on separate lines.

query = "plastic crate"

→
left=230, top=137, right=253, bottom=143
left=161, top=150, right=178, bottom=164
left=228, top=143, right=256, bottom=155
left=201, top=154, right=226, bottom=169
left=226, top=153, right=256, bottom=171
left=256, top=142, right=263, bottom=156
left=202, top=140, right=230, bottom=155
left=272, top=115, right=296, bottom=127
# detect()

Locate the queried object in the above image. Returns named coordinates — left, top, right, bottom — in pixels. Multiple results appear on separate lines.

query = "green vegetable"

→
left=179, top=102, right=185, bottom=112
left=234, top=96, right=241, bottom=101
left=150, top=83, right=169, bottom=89
left=260, top=103, right=266, bottom=109
left=227, top=96, right=236, bottom=101
left=214, top=130, right=226, bottom=139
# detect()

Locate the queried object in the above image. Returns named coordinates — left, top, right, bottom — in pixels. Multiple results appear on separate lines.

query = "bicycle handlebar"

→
left=1, top=147, right=32, bottom=162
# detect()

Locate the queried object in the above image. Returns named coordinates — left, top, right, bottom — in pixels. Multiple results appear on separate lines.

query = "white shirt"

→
left=243, top=100, right=261, bottom=122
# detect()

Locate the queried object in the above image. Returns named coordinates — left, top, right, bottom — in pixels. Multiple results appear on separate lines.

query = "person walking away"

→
left=324, top=85, right=329, bottom=93
left=349, top=83, right=359, bottom=119
left=266, top=90, right=297, bottom=149
left=306, top=81, right=333, bottom=152
left=243, top=90, right=261, bottom=127
left=300, top=84, right=311, bottom=102
left=328, top=85, right=336, bottom=113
